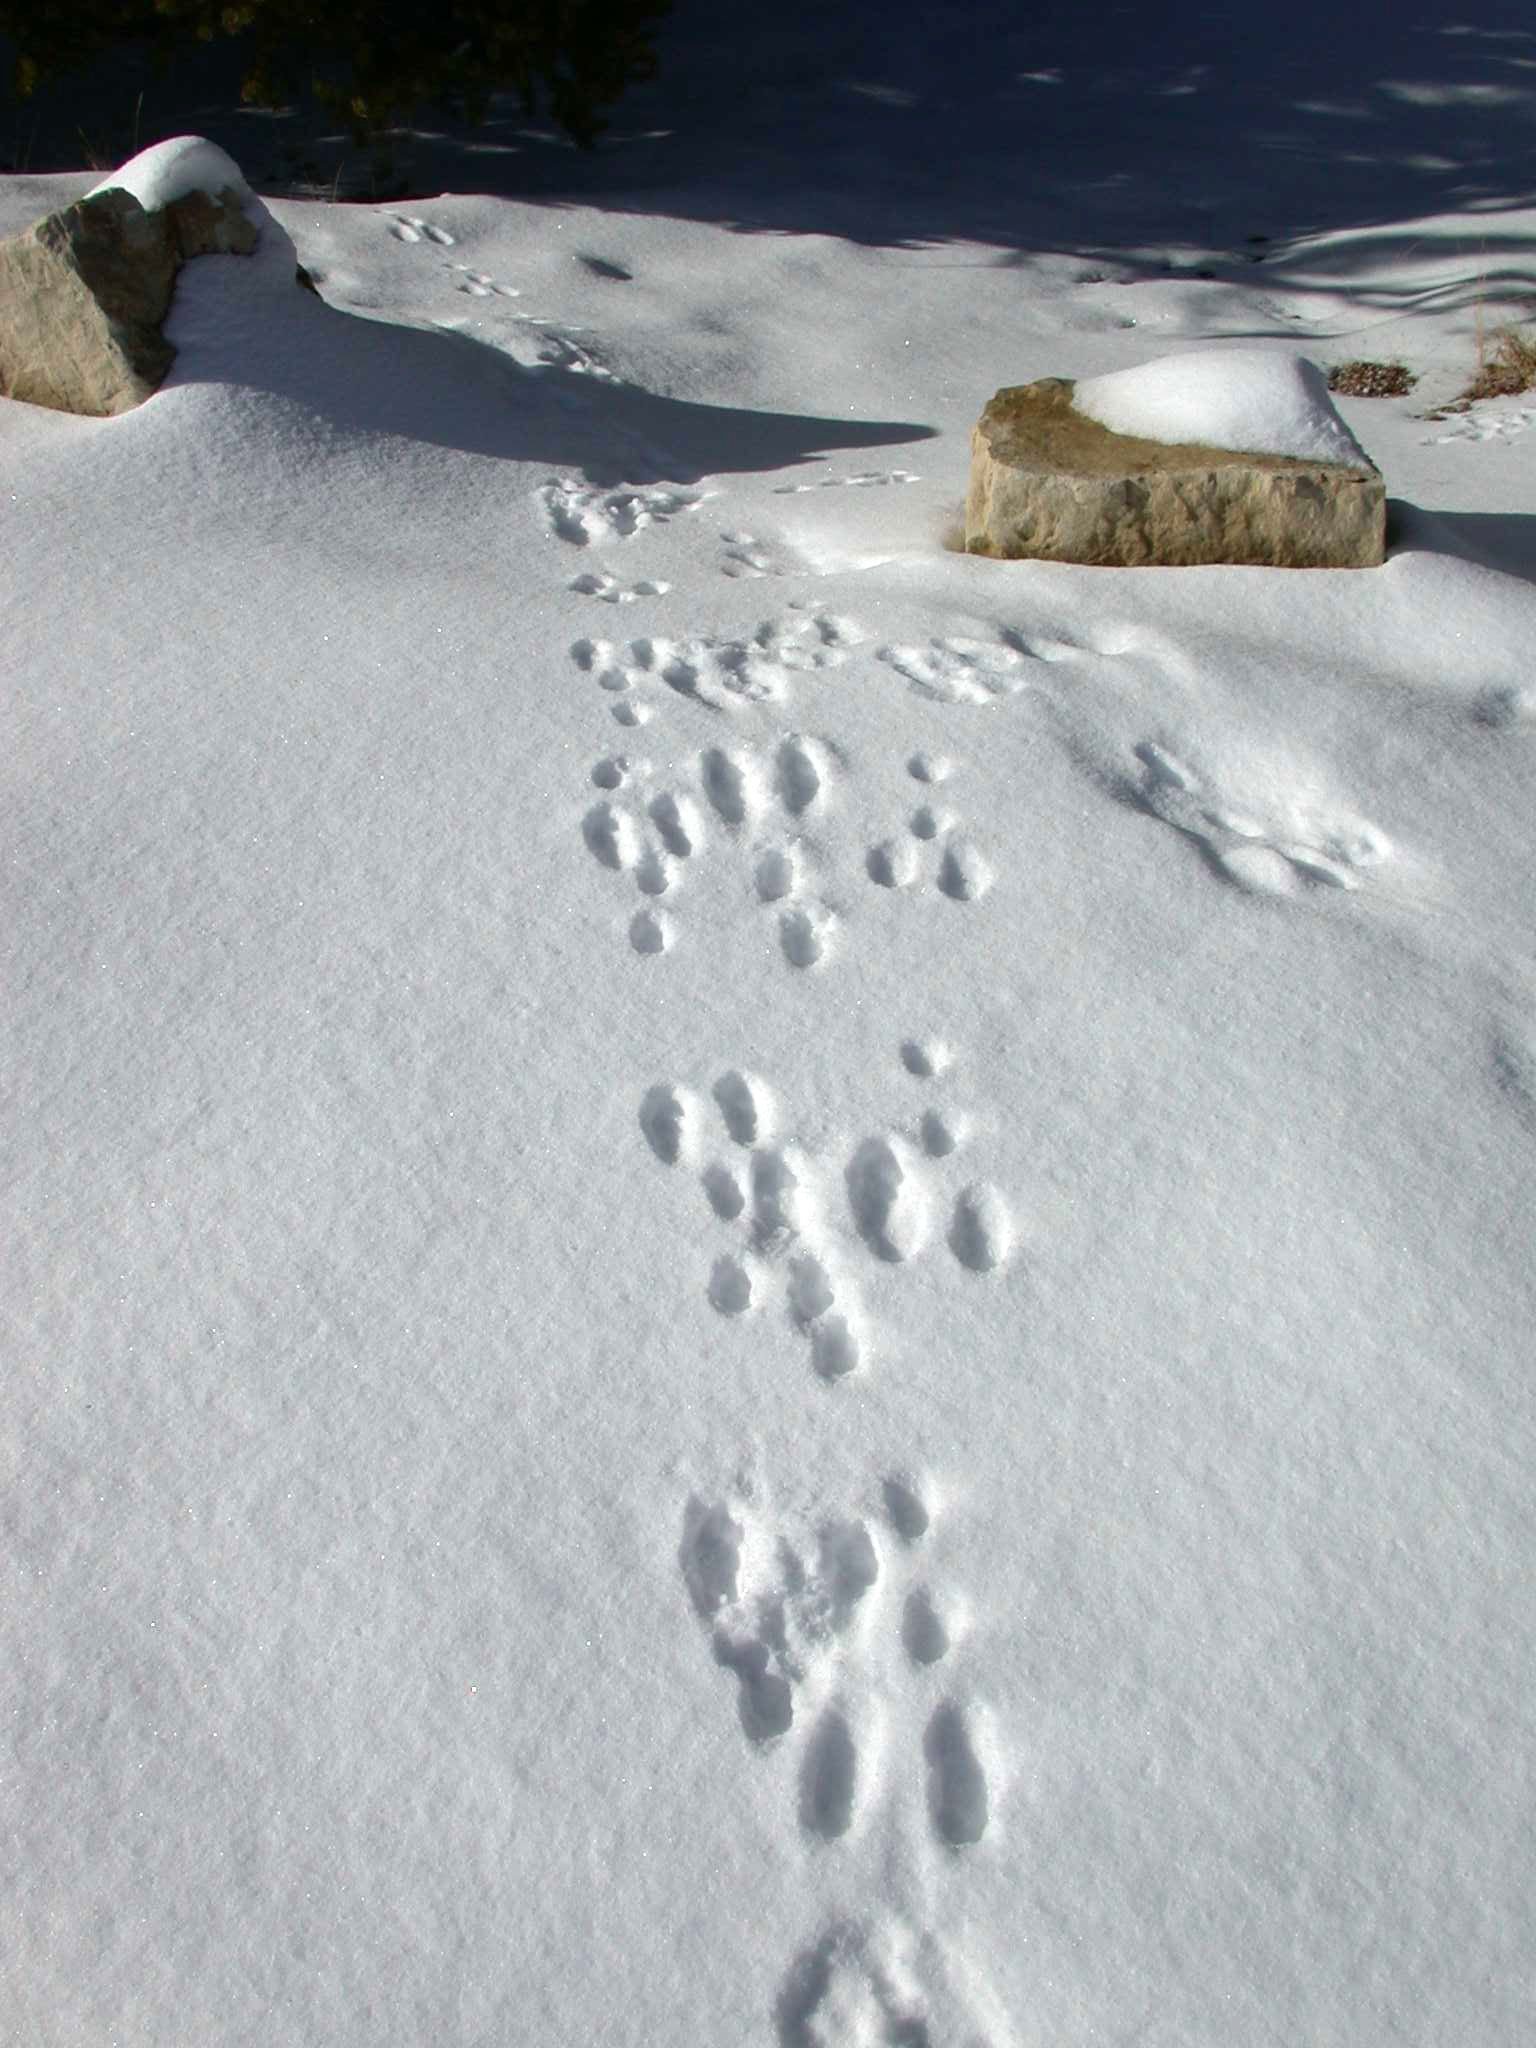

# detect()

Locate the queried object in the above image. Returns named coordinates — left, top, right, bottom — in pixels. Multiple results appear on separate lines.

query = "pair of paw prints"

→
left=569, top=568, right=670, bottom=605
left=586, top=740, right=837, bottom=970
left=642, top=1072, right=861, bottom=1375
left=572, top=610, right=865, bottom=717
left=868, top=753, right=993, bottom=904
left=540, top=478, right=707, bottom=547
left=1130, top=740, right=1392, bottom=897
left=387, top=213, right=454, bottom=246
left=678, top=1475, right=990, bottom=1850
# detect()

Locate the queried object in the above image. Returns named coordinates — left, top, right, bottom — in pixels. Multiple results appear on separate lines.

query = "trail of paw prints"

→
left=639, top=1054, right=1012, bottom=1347
left=866, top=754, right=994, bottom=907
left=387, top=213, right=455, bottom=245
left=1128, top=739, right=1392, bottom=898
left=876, top=636, right=1031, bottom=707
left=678, top=1474, right=992, bottom=1853
left=571, top=610, right=866, bottom=718
left=569, top=569, right=671, bottom=605
left=774, top=468, right=922, bottom=495
left=539, top=478, right=708, bottom=547
left=584, top=740, right=838, bottom=967
left=642, top=1071, right=864, bottom=1373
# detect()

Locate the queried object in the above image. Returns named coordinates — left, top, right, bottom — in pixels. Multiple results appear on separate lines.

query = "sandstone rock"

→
left=0, top=183, right=257, bottom=418
left=966, top=376, right=1386, bottom=568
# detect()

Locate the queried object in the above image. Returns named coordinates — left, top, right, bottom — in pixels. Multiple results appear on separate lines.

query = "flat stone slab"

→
left=966, top=377, right=1386, bottom=568
left=0, top=183, right=257, bottom=418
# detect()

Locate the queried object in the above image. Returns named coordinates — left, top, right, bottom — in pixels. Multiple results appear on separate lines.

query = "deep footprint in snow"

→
left=846, top=1135, right=929, bottom=1264
left=799, top=1706, right=859, bottom=1840
left=924, top=1702, right=990, bottom=1847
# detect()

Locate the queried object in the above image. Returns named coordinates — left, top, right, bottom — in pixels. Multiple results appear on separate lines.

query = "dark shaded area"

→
left=4, top=0, right=1536, bottom=275
left=1389, top=500, right=1536, bottom=584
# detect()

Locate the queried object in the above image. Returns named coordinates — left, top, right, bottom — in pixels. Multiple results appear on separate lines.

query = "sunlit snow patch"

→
left=85, top=134, right=250, bottom=210
left=1074, top=348, right=1371, bottom=466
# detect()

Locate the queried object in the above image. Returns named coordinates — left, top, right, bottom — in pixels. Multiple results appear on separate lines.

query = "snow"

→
left=5, top=10, right=1536, bottom=2042
left=85, top=134, right=249, bottom=210
left=1073, top=348, right=1372, bottom=464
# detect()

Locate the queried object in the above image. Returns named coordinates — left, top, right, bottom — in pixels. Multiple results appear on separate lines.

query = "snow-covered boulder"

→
left=966, top=351, right=1386, bottom=568
left=0, top=138, right=258, bottom=418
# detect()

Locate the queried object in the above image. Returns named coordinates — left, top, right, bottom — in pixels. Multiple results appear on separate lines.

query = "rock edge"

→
left=0, top=184, right=258, bottom=418
left=966, top=377, right=1386, bottom=568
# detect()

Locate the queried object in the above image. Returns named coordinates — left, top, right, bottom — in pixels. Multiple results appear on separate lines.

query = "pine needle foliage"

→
left=3, top=0, right=671, bottom=149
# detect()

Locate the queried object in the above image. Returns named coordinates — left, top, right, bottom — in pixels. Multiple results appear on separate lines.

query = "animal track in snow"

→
left=572, top=611, right=866, bottom=713
left=1428, top=402, right=1536, bottom=446
left=924, top=1702, right=991, bottom=1848
left=866, top=757, right=993, bottom=905
left=539, top=478, right=707, bottom=547
left=877, top=636, right=1029, bottom=706
left=720, top=529, right=804, bottom=579
left=569, top=569, right=670, bottom=604
left=451, top=263, right=518, bottom=297
left=773, top=468, right=921, bottom=494
left=388, top=213, right=455, bottom=245
left=679, top=1473, right=989, bottom=1854
left=679, top=1490, right=880, bottom=1764
left=642, top=1053, right=1012, bottom=1371
left=1128, top=739, right=1391, bottom=898
left=775, top=1915, right=1007, bottom=2048
left=646, top=1071, right=865, bottom=1376
left=502, top=321, right=619, bottom=379
left=581, top=741, right=836, bottom=970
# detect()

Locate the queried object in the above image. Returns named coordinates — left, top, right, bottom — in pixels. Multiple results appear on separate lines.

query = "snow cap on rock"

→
left=86, top=135, right=251, bottom=212
left=1073, top=348, right=1370, bottom=467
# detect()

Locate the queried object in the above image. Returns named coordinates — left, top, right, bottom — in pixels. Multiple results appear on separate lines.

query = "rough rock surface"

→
left=0, top=185, right=257, bottom=418
left=966, top=377, right=1386, bottom=568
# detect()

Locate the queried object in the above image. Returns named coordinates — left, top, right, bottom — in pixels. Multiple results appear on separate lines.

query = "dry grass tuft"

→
left=1327, top=360, right=1416, bottom=399
left=1462, top=325, right=1536, bottom=403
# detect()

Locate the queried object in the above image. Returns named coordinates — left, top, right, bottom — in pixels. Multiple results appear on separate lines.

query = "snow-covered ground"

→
left=4, top=14, right=1536, bottom=2043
